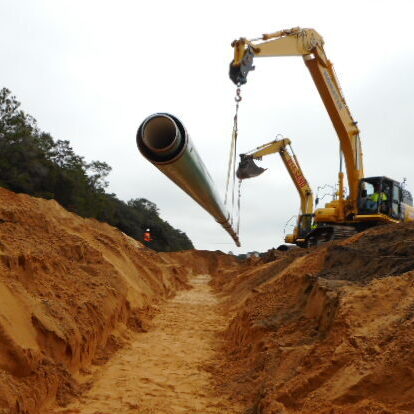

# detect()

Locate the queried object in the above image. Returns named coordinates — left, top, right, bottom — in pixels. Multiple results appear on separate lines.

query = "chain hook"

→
left=235, top=83, right=242, bottom=102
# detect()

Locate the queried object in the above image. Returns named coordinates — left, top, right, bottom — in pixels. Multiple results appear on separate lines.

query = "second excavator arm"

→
left=240, top=138, right=314, bottom=217
left=230, top=27, right=363, bottom=218
left=237, top=137, right=314, bottom=246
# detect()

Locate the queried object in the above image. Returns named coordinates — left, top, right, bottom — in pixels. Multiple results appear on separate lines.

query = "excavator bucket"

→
left=236, top=155, right=267, bottom=180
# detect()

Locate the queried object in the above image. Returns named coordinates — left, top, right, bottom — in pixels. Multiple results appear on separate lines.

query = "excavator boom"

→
left=237, top=138, right=314, bottom=245
left=230, top=27, right=363, bottom=215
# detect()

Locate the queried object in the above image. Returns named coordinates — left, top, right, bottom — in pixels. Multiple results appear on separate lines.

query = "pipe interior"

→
left=143, top=116, right=178, bottom=151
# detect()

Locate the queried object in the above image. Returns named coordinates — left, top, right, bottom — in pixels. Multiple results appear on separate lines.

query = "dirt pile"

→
left=213, top=223, right=414, bottom=413
left=3, top=186, right=414, bottom=414
left=162, top=249, right=240, bottom=277
left=51, top=274, right=244, bottom=414
left=0, top=188, right=215, bottom=413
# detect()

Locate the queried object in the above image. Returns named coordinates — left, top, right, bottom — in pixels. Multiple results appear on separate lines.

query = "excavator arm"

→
left=230, top=28, right=327, bottom=84
left=238, top=138, right=314, bottom=217
left=230, top=27, right=363, bottom=217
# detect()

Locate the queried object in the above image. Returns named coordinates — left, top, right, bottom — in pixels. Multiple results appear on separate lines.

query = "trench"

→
left=52, top=274, right=242, bottom=414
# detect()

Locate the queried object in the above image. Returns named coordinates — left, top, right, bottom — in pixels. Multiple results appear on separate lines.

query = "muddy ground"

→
left=1, top=188, right=414, bottom=413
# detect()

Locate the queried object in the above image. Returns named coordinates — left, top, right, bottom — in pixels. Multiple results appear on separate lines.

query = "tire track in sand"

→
left=54, top=274, right=242, bottom=414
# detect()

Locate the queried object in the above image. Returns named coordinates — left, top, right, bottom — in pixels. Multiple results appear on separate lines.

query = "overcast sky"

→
left=2, top=0, right=414, bottom=253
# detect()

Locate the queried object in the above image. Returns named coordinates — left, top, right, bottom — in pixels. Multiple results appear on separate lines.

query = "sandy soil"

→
left=212, top=224, right=414, bottom=413
left=0, top=188, right=194, bottom=413
left=52, top=274, right=242, bottom=414
left=3, top=187, right=414, bottom=414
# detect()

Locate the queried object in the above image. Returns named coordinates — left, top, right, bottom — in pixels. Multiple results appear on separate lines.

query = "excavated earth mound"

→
left=0, top=188, right=238, bottom=413
left=212, top=223, right=414, bottom=414
left=2, top=186, right=414, bottom=414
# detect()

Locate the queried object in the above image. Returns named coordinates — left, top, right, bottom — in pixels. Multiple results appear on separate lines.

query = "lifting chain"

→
left=236, top=177, right=242, bottom=234
left=224, top=84, right=243, bottom=235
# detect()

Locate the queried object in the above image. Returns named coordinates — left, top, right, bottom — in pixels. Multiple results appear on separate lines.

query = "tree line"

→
left=0, top=88, right=193, bottom=251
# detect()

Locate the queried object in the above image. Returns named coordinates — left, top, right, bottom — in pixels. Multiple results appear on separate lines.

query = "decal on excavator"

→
left=286, top=158, right=308, bottom=188
left=323, top=70, right=343, bottom=110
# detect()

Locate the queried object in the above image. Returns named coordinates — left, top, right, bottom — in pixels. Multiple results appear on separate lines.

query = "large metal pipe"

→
left=137, top=113, right=241, bottom=247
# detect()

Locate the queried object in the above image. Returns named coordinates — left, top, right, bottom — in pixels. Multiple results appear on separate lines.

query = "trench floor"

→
left=53, top=274, right=241, bottom=414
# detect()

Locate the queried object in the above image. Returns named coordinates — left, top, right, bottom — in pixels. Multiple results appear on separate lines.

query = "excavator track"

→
left=307, top=225, right=357, bottom=246
left=331, top=225, right=357, bottom=241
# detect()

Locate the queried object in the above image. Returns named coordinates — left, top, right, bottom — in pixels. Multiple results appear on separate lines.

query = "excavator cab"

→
left=359, top=177, right=403, bottom=220
left=286, top=213, right=314, bottom=247
left=297, top=214, right=314, bottom=238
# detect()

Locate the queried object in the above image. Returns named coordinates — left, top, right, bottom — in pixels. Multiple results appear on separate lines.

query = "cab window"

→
left=364, top=182, right=375, bottom=198
left=393, top=185, right=400, bottom=202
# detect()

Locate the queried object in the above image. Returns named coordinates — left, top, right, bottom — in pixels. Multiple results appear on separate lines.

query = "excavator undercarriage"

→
left=306, top=225, right=357, bottom=246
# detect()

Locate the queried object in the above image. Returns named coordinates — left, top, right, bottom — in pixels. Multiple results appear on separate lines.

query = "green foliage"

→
left=0, top=88, right=193, bottom=252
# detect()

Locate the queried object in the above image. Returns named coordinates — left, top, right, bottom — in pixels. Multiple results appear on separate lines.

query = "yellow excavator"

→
left=237, top=137, right=314, bottom=247
left=230, top=27, right=414, bottom=245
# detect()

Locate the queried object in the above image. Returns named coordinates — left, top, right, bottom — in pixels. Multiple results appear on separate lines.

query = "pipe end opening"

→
left=143, top=116, right=179, bottom=152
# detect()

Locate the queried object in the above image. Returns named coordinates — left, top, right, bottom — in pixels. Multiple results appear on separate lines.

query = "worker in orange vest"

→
left=144, top=228, right=153, bottom=242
